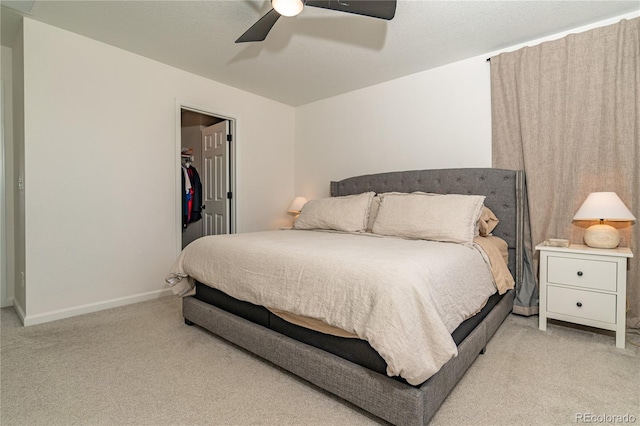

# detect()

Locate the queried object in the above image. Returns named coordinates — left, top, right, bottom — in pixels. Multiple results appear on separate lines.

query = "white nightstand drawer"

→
left=547, top=285, right=616, bottom=324
left=547, top=256, right=617, bottom=291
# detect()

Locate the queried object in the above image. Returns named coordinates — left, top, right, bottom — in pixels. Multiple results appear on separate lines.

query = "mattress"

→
left=193, top=281, right=503, bottom=385
left=168, top=229, right=510, bottom=384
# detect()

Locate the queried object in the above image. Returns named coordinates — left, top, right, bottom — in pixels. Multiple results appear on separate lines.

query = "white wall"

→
left=294, top=55, right=492, bottom=199
left=20, top=19, right=295, bottom=324
left=1, top=45, right=15, bottom=307
left=12, top=22, right=25, bottom=317
left=294, top=12, right=640, bottom=200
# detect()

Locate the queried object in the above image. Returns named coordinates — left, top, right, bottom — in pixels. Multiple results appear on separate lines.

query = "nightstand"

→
left=536, top=243, right=633, bottom=348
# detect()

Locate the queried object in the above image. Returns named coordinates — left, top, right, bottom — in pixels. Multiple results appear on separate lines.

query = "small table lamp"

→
left=573, top=192, right=636, bottom=249
left=288, top=196, right=308, bottom=215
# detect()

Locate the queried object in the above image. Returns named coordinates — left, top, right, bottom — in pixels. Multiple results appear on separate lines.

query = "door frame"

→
left=175, top=100, right=237, bottom=255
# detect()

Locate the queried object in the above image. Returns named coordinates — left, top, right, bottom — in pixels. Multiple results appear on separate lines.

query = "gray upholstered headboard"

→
left=330, top=168, right=524, bottom=286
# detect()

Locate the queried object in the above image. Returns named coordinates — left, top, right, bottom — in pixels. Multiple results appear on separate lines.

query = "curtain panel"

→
left=490, top=17, right=640, bottom=325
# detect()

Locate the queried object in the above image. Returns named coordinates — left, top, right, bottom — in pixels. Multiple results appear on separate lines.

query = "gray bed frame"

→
left=182, top=168, right=524, bottom=425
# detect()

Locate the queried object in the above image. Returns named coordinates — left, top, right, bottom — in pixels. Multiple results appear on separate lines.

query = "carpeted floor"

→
left=1, top=296, right=638, bottom=425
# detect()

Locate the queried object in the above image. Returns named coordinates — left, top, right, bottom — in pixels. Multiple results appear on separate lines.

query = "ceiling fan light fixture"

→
left=272, top=0, right=304, bottom=17
left=237, top=0, right=395, bottom=44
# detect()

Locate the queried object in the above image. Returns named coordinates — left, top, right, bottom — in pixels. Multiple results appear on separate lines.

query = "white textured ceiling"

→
left=1, top=1, right=638, bottom=106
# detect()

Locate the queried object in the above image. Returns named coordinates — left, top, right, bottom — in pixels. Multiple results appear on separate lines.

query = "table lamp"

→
left=288, top=196, right=308, bottom=215
left=573, top=192, right=635, bottom=249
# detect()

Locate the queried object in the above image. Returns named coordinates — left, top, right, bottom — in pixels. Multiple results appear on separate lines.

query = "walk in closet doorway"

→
left=179, top=106, right=236, bottom=250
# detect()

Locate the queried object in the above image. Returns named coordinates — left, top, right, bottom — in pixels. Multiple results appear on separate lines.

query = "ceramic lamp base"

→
left=584, top=224, right=620, bottom=249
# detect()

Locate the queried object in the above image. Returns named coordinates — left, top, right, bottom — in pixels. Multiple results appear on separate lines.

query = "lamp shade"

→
left=288, top=196, right=308, bottom=213
left=573, top=192, right=635, bottom=222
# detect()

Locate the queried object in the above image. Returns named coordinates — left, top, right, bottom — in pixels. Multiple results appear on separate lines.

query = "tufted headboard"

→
left=330, top=168, right=524, bottom=286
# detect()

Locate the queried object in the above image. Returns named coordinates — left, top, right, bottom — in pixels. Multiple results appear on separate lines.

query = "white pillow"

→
left=366, top=195, right=381, bottom=231
left=372, top=192, right=486, bottom=243
left=294, top=192, right=375, bottom=233
left=367, top=192, right=430, bottom=231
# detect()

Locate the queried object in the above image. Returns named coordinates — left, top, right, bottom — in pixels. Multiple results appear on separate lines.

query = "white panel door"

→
left=202, top=121, right=230, bottom=235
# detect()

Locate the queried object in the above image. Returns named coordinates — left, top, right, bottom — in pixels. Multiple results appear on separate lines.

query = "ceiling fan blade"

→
left=306, top=0, right=396, bottom=20
left=236, top=8, right=282, bottom=43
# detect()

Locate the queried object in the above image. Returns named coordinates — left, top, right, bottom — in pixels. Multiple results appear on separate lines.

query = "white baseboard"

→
left=22, top=288, right=174, bottom=326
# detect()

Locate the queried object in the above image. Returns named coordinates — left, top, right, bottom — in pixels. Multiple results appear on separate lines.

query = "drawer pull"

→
left=577, top=271, right=583, bottom=277
left=576, top=302, right=583, bottom=307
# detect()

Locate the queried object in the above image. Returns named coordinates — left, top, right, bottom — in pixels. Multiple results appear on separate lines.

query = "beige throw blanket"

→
left=167, top=230, right=500, bottom=385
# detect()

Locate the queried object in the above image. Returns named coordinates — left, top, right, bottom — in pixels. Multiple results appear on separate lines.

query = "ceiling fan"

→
left=236, top=0, right=397, bottom=43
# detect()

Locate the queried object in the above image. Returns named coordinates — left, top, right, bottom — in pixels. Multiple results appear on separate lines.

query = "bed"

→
left=167, top=168, right=524, bottom=425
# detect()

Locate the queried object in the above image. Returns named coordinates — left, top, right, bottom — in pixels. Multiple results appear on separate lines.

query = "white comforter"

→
left=167, top=230, right=498, bottom=385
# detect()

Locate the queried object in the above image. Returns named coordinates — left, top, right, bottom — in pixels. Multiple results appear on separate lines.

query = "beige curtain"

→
left=491, top=17, right=640, bottom=327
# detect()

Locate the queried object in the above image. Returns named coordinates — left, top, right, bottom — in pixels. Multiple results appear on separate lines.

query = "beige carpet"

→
left=1, top=297, right=638, bottom=426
